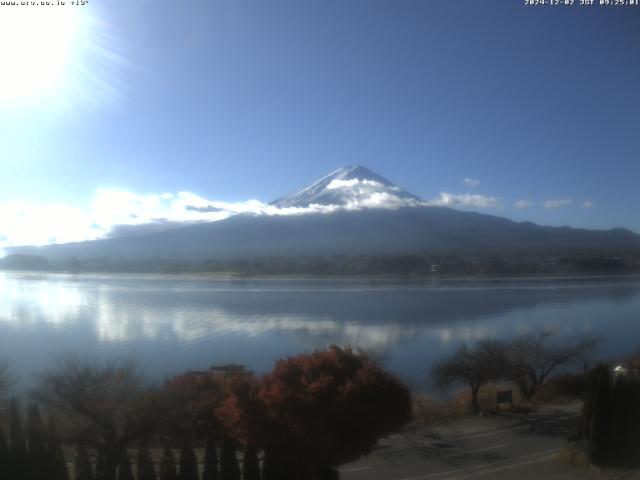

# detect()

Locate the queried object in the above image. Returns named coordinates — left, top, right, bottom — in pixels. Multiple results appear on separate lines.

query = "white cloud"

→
left=425, top=192, right=501, bottom=209
left=542, top=198, right=573, bottom=209
left=345, top=192, right=419, bottom=210
left=0, top=202, right=98, bottom=250
left=0, top=190, right=269, bottom=251
left=0, top=188, right=365, bottom=251
left=326, top=178, right=383, bottom=190
left=0, top=184, right=501, bottom=252
left=462, top=177, right=480, bottom=187
left=582, top=201, right=595, bottom=208
left=259, top=203, right=341, bottom=216
left=514, top=200, right=534, bottom=209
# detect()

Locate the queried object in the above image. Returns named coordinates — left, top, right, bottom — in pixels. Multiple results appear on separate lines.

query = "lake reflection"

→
left=0, top=272, right=639, bottom=390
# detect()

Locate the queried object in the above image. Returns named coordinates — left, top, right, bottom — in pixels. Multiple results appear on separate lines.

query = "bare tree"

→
left=33, top=354, right=164, bottom=480
left=504, top=332, right=600, bottom=401
left=355, top=345, right=393, bottom=367
left=432, top=340, right=508, bottom=412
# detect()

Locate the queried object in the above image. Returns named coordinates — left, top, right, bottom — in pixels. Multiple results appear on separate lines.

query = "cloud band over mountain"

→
left=0, top=166, right=603, bottom=252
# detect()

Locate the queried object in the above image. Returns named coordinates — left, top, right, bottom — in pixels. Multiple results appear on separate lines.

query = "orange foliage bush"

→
left=217, top=346, right=412, bottom=468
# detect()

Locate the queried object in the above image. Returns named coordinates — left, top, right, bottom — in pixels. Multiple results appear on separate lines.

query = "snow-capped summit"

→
left=270, top=165, right=421, bottom=208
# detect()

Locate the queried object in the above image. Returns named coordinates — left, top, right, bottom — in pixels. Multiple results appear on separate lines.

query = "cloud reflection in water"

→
left=0, top=273, right=639, bottom=388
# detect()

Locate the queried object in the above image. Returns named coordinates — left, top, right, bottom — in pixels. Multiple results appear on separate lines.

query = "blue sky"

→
left=1, top=0, right=639, bottom=246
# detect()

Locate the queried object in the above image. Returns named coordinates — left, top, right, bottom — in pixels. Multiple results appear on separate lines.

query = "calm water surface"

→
left=1, top=271, right=639, bottom=390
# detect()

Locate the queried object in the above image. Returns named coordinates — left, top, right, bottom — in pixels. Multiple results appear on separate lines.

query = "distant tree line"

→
left=0, top=347, right=412, bottom=480
left=2, top=253, right=640, bottom=275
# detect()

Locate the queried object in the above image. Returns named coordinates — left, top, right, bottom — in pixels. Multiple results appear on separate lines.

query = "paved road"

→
left=340, top=404, right=600, bottom=480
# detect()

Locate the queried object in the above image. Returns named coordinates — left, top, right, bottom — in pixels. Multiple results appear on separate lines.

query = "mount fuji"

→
left=271, top=166, right=421, bottom=209
left=8, top=166, right=640, bottom=263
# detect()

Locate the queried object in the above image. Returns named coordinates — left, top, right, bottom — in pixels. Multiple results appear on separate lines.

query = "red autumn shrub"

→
left=216, top=371, right=269, bottom=446
left=164, top=371, right=225, bottom=437
left=218, top=346, right=412, bottom=468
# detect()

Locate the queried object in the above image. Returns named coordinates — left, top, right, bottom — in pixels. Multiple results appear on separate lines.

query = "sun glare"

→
left=0, top=5, right=81, bottom=102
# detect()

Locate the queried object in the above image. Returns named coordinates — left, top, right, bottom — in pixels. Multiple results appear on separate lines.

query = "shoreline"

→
left=1, top=268, right=640, bottom=282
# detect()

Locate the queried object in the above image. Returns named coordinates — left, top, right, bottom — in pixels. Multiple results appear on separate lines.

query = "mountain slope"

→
left=12, top=206, right=640, bottom=261
left=7, top=166, right=640, bottom=262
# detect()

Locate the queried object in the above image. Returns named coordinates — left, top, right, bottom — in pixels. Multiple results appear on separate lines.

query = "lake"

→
left=1, top=271, right=639, bottom=392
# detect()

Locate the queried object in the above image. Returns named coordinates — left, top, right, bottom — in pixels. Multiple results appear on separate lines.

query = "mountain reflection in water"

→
left=0, top=272, right=639, bottom=390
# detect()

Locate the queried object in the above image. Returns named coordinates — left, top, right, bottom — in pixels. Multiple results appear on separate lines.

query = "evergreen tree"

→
left=241, top=445, right=260, bottom=480
left=260, top=450, right=299, bottom=480
left=47, top=417, right=70, bottom=480
left=159, top=445, right=178, bottom=480
left=117, top=450, right=135, bottom=480
left=312, top=465, right=339, bottom=480
left=178, top=439, right=199, bottom=480
left=0, top=423, right=12, bottom=480
left=74, top=445, right=94, bottom=480
left=137, top=445, right=157, bottom=480
left=201, top=433, right=218, bottom=480
left=10, top=398, right=28, bottom=479
left=27, top=403, right=48, bottom=480
left=580, top=363, right=640, bottom=467
left=219, top=435, right=240, bottom=480
left=260, top=450, right=276, bottom=480
left=95, top=451, right=107, bottom=480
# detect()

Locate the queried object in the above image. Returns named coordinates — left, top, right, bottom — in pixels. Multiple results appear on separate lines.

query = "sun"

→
left=0, top=5, right=81, bottom=102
